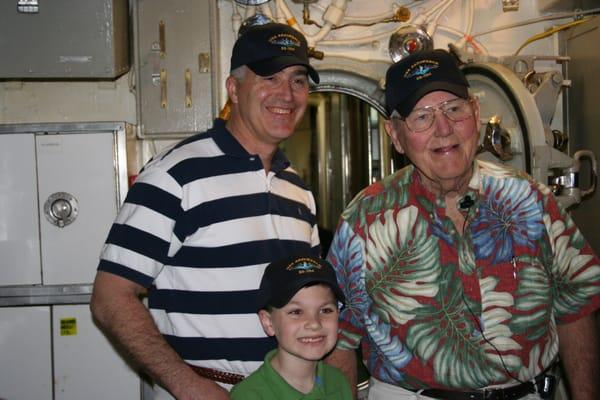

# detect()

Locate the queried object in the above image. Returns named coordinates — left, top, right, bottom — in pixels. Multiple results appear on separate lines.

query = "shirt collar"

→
left=263, top=349, right=329, bottom=399
left=409, top=161, right=480, bottom=209
left=210, top=119, right=291, bottom=173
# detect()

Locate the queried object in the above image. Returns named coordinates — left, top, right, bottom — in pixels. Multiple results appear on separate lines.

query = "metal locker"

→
left=0, top=122, right=128, bottom=287
left=0, top=0, right=129, bottom=79
left=135, top=0, right=219, bottom=136
left=36, top=132, right=121, bottom=285
left=0, top=122, right=138, bottom=399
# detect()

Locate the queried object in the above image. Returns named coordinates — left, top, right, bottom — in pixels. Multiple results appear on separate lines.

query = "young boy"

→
left=230, top=255, right=352, bottom=399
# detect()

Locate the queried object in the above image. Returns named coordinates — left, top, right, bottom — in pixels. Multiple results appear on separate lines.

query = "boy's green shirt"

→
left=230, top=349, right=353, bottom=400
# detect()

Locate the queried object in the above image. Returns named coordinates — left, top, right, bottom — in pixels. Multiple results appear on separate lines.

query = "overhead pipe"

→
left=276, top=0, right=301, bottom=29
left=472, top=7, right=600, bottom=39
left=274, top=0, right=348, bottom=47
left=425, top=0, right=457, bottom=37
left=259, top=2, right=274, bottom=19
left=231, top=3, right=243, bottom=34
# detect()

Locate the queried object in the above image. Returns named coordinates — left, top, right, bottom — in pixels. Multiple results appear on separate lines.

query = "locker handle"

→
left=185, top=69, right=192, bottom=108
left=199, top=53, right=210, bottom=73
left=44, top=192, right=79, bottom=228
left=160, top=69, right=167, bottom=109
left=574, top=150, right=597, bottom=198
left=159, top=20, right=166, bottom=57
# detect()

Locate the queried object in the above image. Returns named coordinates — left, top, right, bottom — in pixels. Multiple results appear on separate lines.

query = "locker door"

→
left=136, top=0, right=216, bottom=136
left=0, top=306, right=52, bottom=399
left=36, top=133, right=118, bottom=285
left=0, top=134, right=41, bottom=285
left=53, top=305, right=141, bottom=400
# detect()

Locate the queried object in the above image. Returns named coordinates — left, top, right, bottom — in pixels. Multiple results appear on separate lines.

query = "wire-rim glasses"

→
left=396, top=97, right=475, bottom=133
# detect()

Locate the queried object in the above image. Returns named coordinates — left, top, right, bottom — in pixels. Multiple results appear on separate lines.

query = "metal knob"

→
left=44, top=192, right=79, bottom=228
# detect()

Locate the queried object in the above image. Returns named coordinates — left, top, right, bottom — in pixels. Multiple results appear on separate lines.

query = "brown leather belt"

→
left=189, top=365, right=245, bottom=385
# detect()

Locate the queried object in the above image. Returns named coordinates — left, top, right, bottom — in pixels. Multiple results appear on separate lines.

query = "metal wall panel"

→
left=560, top=16, right=600, bottom=254
left=0, top=0, right=129, bottom=78
left=135, top=0, right=217, bottom=136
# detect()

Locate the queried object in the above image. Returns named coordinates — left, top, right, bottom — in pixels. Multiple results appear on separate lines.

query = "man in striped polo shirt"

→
left=90, top=22, right=321, bottom=400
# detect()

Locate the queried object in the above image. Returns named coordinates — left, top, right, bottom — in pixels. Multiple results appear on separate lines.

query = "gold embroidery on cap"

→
left=269, top=33, right=301, bottom=52
left=287, top=257, right=321, bottom=274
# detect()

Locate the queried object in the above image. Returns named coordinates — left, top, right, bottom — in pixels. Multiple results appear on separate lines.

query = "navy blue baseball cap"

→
left=385, top=49, right=469, bottom=117
left=230, top=22, right=320, bottom=84
left=256, top=255, right=344, bottom=310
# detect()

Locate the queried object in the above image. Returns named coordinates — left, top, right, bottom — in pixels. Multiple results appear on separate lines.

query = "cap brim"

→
left=248, top=56, right=320, bottom=84
left=261, top=277, right=345, bottom=310
left=395, top=82, right=469, bottom=117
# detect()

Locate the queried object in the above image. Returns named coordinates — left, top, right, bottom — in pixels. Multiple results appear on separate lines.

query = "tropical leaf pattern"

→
left=365, top=206, right=441, bottom=325
left=327, top=160, right=600, bottom=390
left=471, top=175, right=545, bottom=263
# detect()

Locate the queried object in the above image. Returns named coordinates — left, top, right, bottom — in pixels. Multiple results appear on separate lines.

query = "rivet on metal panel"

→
left=160, top=69, right=167, bottom=109
left=185, top=68, right=192, bottom=108
left=159, top=20, right=166, bottom=58
left=199, top=53, right=210, bottom=73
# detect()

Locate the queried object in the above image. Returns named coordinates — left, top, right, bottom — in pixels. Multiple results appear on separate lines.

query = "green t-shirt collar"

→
left=263, top=349, right=331, bottom=399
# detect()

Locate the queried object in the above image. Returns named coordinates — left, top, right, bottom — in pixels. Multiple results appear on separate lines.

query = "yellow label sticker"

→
left=60, top=318, right=77, bottom=336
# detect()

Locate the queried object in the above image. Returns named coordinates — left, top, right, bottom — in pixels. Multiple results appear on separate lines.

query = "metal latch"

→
left=44, top=192, right=79, bottom=228
left=17, top=0, right=39, bottom=13
left=549, top=150, right=597, bottom=205
left=478, top=115, right=513, bottom=161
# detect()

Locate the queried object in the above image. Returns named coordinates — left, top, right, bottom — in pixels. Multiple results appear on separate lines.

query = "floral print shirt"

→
left=327, top=160, right=600, bottom=390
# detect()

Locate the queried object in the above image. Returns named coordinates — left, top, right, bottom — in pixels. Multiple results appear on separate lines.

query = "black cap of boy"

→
left=230, top=22, right=320, bottom=84
left=385, top=49, right=469, bottom=117
left=256, top=255, right=345, bottom=310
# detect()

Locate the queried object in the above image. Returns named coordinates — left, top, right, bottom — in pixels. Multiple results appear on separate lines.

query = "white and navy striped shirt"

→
left=98, top=119, right=320, bottom=376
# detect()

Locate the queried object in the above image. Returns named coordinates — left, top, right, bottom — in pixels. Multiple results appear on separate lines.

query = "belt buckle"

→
left=483, top=387, right=504, bottom=400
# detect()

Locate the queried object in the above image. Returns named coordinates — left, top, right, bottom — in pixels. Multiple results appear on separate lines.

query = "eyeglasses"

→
left=397, top=97, right=475, bottom=133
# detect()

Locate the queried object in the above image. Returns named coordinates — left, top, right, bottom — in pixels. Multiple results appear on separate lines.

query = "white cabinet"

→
left=0, top=123, right=140, bottom=399
left=0, top=123, right=128, bottom=285
left=0, top=305, right=141, bottom=400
